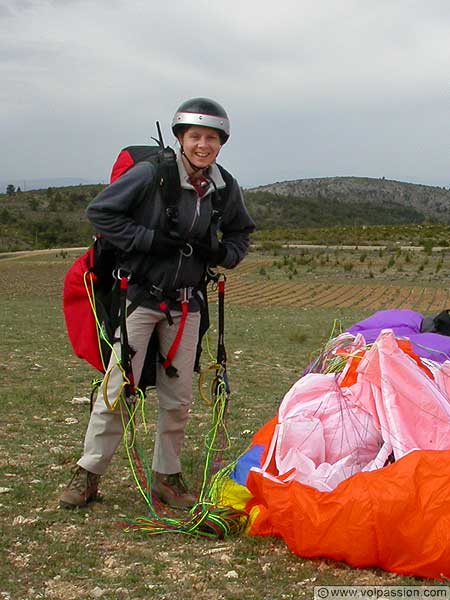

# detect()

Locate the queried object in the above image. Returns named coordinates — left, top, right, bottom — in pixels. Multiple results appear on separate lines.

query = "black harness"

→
left=106, top=150, right=233, bottom=389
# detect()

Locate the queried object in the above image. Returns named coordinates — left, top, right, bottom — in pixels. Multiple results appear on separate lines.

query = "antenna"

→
left=151, top=121, right=165, bottom=147
left=156, top=121, right=164, bottom=147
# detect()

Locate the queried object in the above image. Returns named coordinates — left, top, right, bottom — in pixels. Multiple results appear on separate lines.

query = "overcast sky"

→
left=1, top=0, right=449, bottom=189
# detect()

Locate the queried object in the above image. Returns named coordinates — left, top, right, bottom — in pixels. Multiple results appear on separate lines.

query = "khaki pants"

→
left=77, top=306, right=200, bottom=476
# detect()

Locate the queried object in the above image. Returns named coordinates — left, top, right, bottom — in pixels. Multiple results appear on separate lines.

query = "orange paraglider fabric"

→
left=246, top=448, right=450, bottom=579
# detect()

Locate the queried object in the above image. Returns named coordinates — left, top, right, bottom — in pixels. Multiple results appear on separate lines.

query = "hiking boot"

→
left=152, top=472, right=197, bottom=510
left=59, top=466, right=101, bottom=509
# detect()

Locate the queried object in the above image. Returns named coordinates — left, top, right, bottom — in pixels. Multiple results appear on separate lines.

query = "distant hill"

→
left=246, top=176, right=450, bottom=224
left=0, top=177, right=103, bottom=193
left=1, top=177, right=450, bottom=253
left=243, top=189, right=425, bottom=229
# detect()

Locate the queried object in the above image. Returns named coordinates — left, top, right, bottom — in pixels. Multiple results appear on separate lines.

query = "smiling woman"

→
left=59, top=96, right=255, bottom=512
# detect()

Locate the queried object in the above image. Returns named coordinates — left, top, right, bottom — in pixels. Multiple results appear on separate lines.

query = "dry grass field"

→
left=1, top=246, right=448, bottom=600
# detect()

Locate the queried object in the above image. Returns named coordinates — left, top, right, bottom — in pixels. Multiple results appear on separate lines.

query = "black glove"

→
left=151, top=230, right=186, bottom=257
left=194, top=241, right=227, bottom=266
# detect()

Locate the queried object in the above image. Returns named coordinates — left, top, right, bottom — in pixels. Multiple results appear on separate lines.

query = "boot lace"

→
left=166, top=473, right=188, bottom=495
left=68, top=467, right=99, bottom=493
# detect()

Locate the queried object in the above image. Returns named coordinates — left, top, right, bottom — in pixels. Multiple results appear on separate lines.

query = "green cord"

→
left=88, top=279, right=246, bottom=537
left=118, top=366, right=246, bottom=538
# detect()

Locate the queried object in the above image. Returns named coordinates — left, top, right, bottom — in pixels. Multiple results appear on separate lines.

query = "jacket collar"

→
left=176, top=148, right=226, bottom=192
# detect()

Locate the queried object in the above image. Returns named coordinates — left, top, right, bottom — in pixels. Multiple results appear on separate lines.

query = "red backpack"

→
left=63, top=141, right=173, bottom=376
left=63, top=235, right=118, bottom=373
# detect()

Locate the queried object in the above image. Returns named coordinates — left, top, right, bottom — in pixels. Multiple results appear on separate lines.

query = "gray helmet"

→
left=171, top=97, right=230, bottom=143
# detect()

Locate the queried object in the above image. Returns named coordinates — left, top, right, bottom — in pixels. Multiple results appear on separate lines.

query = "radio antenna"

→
left=151, top=121, right=165, bottom=147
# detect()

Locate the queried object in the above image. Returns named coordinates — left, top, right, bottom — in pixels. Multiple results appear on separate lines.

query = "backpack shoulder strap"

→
left=215, top=164, right=233, bottom=211
left=157, top=147, right=182, bottom=226
left=125, top=145, right=181, bottom=233
left=207, top=163, right=233, bottom=236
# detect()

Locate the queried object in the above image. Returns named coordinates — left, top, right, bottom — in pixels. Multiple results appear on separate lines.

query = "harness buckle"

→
left=211, top=208, right=222, bottom=224
left=165, top=206, right=179, bottom=220
left=149, top=285, right=164, bottom=301
left=178, top=287, right=193, bottom=304
left=113, top=268, right=131, bottom=281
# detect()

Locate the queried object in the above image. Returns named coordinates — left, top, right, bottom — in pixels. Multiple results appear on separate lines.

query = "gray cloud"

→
left=0, top=4, right=13, bottom=17
left=1, top=0, right=448, bottom=188
left=0, top=0, right=33, bottom=12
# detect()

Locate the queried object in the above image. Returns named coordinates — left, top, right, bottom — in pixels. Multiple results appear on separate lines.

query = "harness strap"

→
left=207, top=164, right=233, bottom=256
left=126, top=285, right=193, bottom=322
left=118, top=274, right=135, bottom=396
left=158, top=146, right=182, bottom=233
left=158, top=301, right=174, bottom=326
left=216, top=276, right=227, bottom=368
left=160, top=299, right=189, bottom=377
left=123, top=282, right=194, bottom=379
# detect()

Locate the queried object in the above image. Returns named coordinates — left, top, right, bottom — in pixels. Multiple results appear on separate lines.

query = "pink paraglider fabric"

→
left=267, top=330, right=450, bottom=492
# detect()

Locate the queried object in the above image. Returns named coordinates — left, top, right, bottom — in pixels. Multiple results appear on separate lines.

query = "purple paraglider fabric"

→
left=347, top=309, right=450, bottom=363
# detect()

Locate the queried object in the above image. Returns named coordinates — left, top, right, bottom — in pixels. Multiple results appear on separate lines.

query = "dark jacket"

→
left=86, top=151, right=255, bottom=310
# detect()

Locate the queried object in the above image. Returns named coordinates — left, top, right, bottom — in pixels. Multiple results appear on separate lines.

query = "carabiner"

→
left=181, top=243, right=193, bottom=257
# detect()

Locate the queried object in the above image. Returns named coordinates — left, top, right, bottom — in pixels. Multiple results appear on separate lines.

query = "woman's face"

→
left=179, top=125, right=222, bottom=172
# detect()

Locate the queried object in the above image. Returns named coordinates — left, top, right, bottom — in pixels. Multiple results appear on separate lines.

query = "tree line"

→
left=0, top=183, right=445, bottom=253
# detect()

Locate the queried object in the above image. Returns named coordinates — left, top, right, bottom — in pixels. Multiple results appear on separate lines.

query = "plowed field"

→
left=225, top=256, right=450, bottom=313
